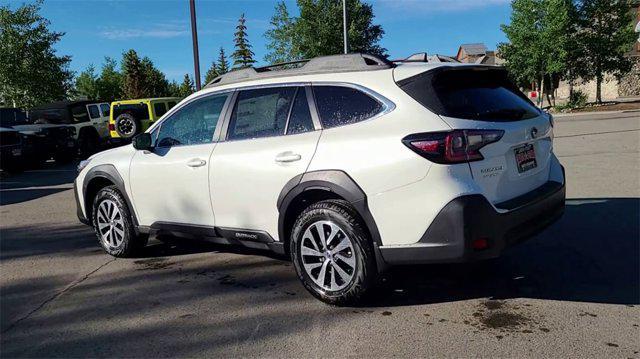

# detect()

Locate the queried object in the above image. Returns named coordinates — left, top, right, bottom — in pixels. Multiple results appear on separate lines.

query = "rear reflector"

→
left=402, top=129, right=504, bottom=164
left=472, top=237, right=489, bottom=250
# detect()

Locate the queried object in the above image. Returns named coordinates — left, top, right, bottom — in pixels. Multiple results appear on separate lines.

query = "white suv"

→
left=75, top=54, right=565, bottom=304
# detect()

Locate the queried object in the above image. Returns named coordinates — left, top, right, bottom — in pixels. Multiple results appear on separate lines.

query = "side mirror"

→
left=132, top=133, right=153, bottom=151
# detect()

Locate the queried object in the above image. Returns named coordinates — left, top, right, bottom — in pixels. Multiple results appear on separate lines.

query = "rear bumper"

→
left=379, top=175, right=566, bottom=265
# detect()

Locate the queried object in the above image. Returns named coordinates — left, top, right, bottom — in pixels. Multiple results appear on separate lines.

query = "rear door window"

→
left=313, top=86, right=383, bottom=129
left=100, top=103, right=110, bottom=117
left=397, top=68, right=541, bottom=121
left=227, top=87, right=296, bottom=140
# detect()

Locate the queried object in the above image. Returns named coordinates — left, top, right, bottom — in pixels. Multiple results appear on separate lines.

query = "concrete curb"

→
left=553, top=109, right=640, bottom=117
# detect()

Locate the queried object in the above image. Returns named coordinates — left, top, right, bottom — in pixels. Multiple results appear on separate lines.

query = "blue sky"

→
left=3, top=0, right=512, bottom=82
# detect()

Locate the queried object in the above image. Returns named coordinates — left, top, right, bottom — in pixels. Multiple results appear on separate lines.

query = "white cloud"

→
left=100, top=28, right=189, bottom=40
left=377, top=0, right=510, bottom=13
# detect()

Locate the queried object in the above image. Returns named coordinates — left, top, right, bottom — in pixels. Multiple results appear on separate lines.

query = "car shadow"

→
left=364, top=197, right=640, bottom=307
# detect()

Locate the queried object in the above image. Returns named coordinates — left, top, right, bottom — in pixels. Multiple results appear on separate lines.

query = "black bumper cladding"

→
left=380, top=179, right=566, bottom=265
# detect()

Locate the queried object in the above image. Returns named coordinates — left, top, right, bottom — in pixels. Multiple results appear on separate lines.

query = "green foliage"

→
left=141, top=57, right=169, bottom=97
left=499, top=0, right=571, bottom=89
left=264, top=1, right=299, bottom=64
left=204, top=60, right=219, bottom=84
left=293, top=0, right=386, bottom=59
left=232, top=13, right=256, bottom=69
left=217, top=47, right=230, bottom=74
left=75, top=64, right=98, bottom=100
left=95, top=57, right=123, bottom=102
left=573, top=0, right=636, bottom=103
left=121, top=49, right=146, bottom=99
left=567, top=89, right=587, bottom=108
left=121, top=49, right=169, bottom=99
left=175, top=74, right=195, bottom=98
left=0, top=1, right=73, bottom=108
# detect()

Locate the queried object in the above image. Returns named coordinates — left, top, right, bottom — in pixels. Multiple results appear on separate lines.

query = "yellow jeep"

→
left=109, top=97, right=180, bottom=139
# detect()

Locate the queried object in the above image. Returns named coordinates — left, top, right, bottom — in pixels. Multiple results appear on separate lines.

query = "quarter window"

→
left=313, top=86, right=383, bottom=128
left=153, top=102, right=167, bottom=117
left=156, top=94, right=228, bottom=147
left=87, top=105, right=100, bottom=120
left=227, top=87, right=296, bottom=140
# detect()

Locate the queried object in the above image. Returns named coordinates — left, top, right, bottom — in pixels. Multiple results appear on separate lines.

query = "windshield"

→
left=0, top=108, right=30, bottom=127
left=398, top=67, right=541, bottom=122
left=29, top=109, right=68, bottom=124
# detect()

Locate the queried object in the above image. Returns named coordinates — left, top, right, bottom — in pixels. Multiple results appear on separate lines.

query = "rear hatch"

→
left=397, top=65, right=554, bottom=205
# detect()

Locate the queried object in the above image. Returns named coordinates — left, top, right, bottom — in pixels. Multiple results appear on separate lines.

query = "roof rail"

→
left=204, top=53, right=393, bottom=88
left=391, top=52, right=460, bottom=64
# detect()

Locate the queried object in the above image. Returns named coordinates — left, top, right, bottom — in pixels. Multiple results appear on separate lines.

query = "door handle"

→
left=186, top=159, right=207, bottom=168
left=275, top=152, right=302, bottom=163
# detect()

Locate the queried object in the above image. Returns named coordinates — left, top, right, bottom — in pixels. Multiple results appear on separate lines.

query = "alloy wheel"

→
left=300, top=220, right=356, bottom=291
left=96, top=199, right=125, bottom=248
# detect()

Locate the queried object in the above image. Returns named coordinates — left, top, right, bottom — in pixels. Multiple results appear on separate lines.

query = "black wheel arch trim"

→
left=277, top=170, right=387, bottom=271
left=82, top=164, right=140, bottom=229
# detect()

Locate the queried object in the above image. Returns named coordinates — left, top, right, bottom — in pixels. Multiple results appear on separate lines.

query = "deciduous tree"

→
left=0, top=1, right=72, bottom=108
left=264, top=1, right=299, bottom=64
left=75, top=64, right=99, bottom=100
left=293, top=0, right=386, bottom=58
left=575, top=0, right=636, bottom=103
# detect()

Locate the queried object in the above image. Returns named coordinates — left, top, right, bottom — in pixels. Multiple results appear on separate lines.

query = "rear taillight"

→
left=402, top=129, right=504, bottom=164
left=108, top=123, right=115, bottom=131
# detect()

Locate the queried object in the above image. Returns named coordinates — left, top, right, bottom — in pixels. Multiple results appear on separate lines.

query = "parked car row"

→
left=0, top=97, right=179, bottom=172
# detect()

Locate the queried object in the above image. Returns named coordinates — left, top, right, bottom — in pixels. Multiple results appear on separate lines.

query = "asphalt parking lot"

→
left=1, top=111, right=639, bottom=357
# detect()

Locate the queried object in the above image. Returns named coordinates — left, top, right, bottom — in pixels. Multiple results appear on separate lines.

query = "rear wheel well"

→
left=84, top=177, right=115, bottom=224
left=281, top=189, right=346, bottom=256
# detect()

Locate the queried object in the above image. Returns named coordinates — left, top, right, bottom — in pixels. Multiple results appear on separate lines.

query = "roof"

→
left=459, top=43, right=488, bottom=56
left=205, top=53, right=393, bottom=88
left=111, top=97, right=181, bottom=105
left=30, top=100, right=97, bottom=110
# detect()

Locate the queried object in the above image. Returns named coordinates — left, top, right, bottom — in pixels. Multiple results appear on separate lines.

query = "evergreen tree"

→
left=217, top=47, right=230, bottom=74
left=0, top=1, right=73, bottom=108
left=75, top=64, right=98, bottom=100
left=121, top=49, right=146, bottom=99
left=293, top=0, right=386, bottom=58
left=232, top=14, right=256, bottom=69
left=575, top=0, right=636, bottom=103
left=141, top=57, right=169, bottom=97
left=177, top=74, right=195, bottom=98
left=95, top=57, right=123, bottom=102
left=204, top=60, right=219, bottom=84
left=264, top=1, right=299, bottom=64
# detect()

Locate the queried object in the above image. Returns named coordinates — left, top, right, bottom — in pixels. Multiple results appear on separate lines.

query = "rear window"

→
left=398, top=67, right=540, bottom=121
left=313, top=86, right=383, bottom=128
left=112, top=104, right=150, bottom=121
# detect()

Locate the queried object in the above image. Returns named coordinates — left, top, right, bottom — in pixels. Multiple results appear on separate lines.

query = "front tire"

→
left=92, top=185, right=147, bottom=257
left=290, top=200, right=376, bottom=305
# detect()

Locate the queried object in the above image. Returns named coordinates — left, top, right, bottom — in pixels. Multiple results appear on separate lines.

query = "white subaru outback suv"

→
left=75, top=54, right=565, bottom=305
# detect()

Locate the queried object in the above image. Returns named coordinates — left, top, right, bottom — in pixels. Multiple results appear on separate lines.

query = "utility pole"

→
left=189, top=0, right=202, bottom=91
left=343, top=0, right=348, bottom=54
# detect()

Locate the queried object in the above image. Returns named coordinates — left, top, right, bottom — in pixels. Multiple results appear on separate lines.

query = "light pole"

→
left=189, top=0, right=202, bottom=91
left=343, top=0, right=348, bottom=54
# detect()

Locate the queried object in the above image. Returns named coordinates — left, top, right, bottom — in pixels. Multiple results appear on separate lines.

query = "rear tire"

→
left=290, top=199, right=376, bottom=305
left=92, top=185, right=148, bottom=257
